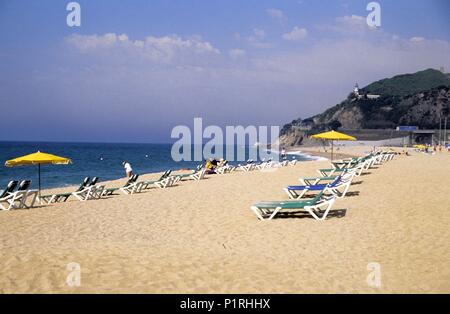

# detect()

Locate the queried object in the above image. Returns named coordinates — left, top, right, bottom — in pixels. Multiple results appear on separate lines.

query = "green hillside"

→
left=362, top=68, right=450, bottom=97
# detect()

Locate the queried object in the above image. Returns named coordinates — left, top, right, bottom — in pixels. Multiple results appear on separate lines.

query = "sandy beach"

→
left=0, top=147, right=449, bottom=293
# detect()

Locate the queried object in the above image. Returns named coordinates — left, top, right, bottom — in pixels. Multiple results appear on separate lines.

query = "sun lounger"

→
left=189, top=169, right=207, bottom=181
left=40, top=177, right=90, bottom=204
left=0, top=181, right=37, bottom=210
left=317, top=167, right=348, bottom=177
left=255, top=160, right=269, bottom=170
left=141, top=170, right=172, bottom=189
left=102, top=174, right=139, bottom=196
left=0, top=180, right=19, bottom=199
left=332, top=159, right=359, bottom=169
left=153, top=176, right=177, bottom=188
left=172, top=170, right=197, bottom=181
left=321, top=160, right=366, bottom=177
left=73, top=184, right=106, bottom=201
left=0, top=190, right=27, bottom=210
left=21, top=190, right=39, bottom=209
left=91, top=185, right=105, bottom=199
left=238, top=163, right=256, bottom=172
left=86, top=177, right=99, bottom=187
left=120, top=181, right=144, bottom=194
left=384, top=151, right=395, bottom=161
left=262, top=160, right=278, bottom=170
left=267, top=160, right=288, bottom=168
left=251, top=191, right=337, bottom=221
left=284, top=173, right=354, bottom=199
left=216, top=165, right=236, bottom=174
left=0, top=189, right=38, bottom=210
left=17, top=180, right=31, bottom=191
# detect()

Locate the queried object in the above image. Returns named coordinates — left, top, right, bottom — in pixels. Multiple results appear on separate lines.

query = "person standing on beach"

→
left=122, top=161, right=133, bottom=178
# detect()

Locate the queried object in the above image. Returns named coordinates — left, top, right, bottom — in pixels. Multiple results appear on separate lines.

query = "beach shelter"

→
left=311, top=130, right=356, bottom=160
left=5, top=151, right=72, bottom=197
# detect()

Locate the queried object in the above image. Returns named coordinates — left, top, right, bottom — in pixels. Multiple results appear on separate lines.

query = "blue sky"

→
left=0, top=0, right=449, bottom=142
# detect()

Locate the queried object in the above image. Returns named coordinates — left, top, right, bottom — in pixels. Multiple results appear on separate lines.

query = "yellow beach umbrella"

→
left=5, top=151, right=72, bottom=196
left=311, top=130, right=356, bottom=160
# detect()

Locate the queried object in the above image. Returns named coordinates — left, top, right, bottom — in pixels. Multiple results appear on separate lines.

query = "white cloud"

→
left=66, top=33, right=220, bottom=63
left=266, top=8, right=284, bottom=20
left=66, top=33, right=119, bottom=50
left=410, top=36, right=425, bottom=42
left=318, top=15, right=377, bottom=35
left=336, top=14, right=365, bottom=24
left=118, top=34, right=129, bottom=42
left=246, top=28, right=272, bottom=48
left=229, top=48, right=246, bottom=59
left=282, top=27, right=308, bottom=41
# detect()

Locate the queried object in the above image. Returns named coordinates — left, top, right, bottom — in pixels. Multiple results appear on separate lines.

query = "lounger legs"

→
left=283, top=188, right=297, bottom=199
left=304, top=197, right=336, bottom=221
left=250, top=206, right=282, bottom=221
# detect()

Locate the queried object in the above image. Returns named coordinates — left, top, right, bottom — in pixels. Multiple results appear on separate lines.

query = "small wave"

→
left=296, top=151, right=328, bottom=161
left=311, top=156, right=328, bottom=161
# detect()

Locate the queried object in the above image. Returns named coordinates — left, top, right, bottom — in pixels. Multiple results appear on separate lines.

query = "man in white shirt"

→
left=122, top=161, right=133, bottom=178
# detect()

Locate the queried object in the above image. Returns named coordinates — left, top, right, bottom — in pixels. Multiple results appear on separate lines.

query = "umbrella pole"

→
left=331, top=140, right=334, bottom=161
left=38, top=164, right=41, bottom=198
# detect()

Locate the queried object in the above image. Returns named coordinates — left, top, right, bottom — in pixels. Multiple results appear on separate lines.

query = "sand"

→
left=0, top=147, right=449, bottom=293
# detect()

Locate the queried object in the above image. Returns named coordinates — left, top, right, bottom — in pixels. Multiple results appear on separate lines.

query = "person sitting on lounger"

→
left=205, top=159, right=217, bottom=174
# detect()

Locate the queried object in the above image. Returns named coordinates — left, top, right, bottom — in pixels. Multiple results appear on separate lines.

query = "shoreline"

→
left=286, top=146, right=363, bottom=160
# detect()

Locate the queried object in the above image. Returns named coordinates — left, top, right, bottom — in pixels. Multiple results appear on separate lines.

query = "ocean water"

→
left=0, top=142, right=317, bottom=189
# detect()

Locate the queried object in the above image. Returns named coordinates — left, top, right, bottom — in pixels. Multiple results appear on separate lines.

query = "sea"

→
left=0, top=142, right=319, bottom=189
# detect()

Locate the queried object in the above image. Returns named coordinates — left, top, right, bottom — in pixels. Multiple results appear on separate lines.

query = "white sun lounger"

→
left=251, top=193, right=337, bottom=221
left=0, top=190, right=27, bottom=210
left=22, top=190, right=39, bottom=209
left=189, top=169, right=207, bottom=181
left=216, top=165, right=235, bottom=174
left=72, top=185, right=105, bottom=201
left=238, top=163, right=256, bottom=172
left=0, top=190, right=38, bottom=210
left=154, top=176, right=177, bottom=188
left=120, top=182, right=144, bottom=195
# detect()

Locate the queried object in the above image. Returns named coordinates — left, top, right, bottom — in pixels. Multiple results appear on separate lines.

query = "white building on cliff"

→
left=353, top=83, right=381, bottom=100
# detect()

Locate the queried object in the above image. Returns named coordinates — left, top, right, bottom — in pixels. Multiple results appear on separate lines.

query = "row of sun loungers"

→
left=1, top=156, right=301, bottom=210
left=250, top=150, right=396, bottom=221
left=235, top=158, right=296, bottom=172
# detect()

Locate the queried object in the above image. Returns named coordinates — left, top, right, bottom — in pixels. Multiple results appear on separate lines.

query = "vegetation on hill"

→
left=362, top=68, right=450, bottom=97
